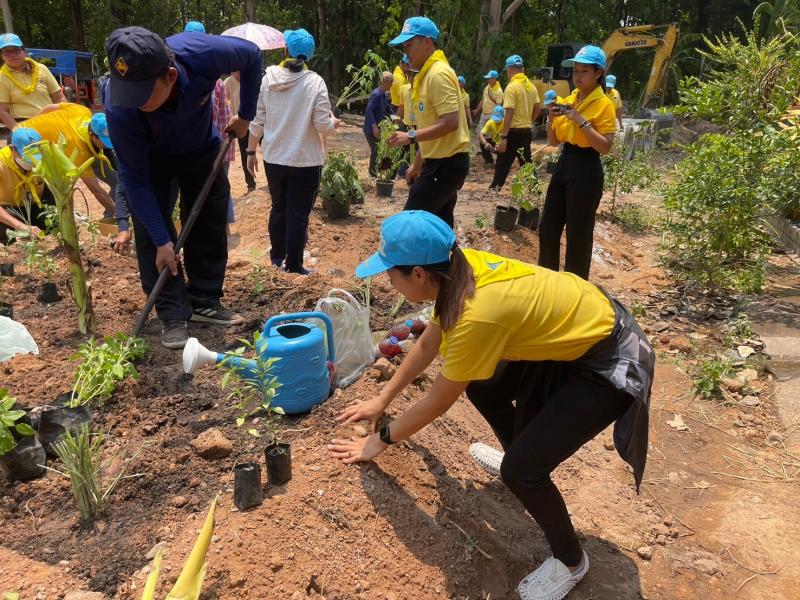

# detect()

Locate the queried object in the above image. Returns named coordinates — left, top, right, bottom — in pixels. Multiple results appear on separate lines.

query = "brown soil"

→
left=1, top=124, right=798, bottom=600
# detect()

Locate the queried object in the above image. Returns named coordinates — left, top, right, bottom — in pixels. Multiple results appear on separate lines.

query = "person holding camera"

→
left=538, top=45, right=616, bottom=281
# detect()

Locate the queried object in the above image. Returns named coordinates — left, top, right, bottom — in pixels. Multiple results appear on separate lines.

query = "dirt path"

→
left=1, top=124, right=798, bottom=599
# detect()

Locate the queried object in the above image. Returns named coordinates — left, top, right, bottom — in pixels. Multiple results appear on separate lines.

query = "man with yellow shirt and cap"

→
left=0, top=127, right=48, bottom=241
left=605, top=74, right=623, bottom=130
left=22, top=102, right=117, bottom=218
left=472, top=69, right=503, bottom=134
left=490, top=55, right=540, bottom=190
left=478, top=105, right=504, bottom=165
left=389, top=55, right=409, bottom=112
left=457, top=75, right=473, bottom=129
left=387, top=16, right=470, bottom=228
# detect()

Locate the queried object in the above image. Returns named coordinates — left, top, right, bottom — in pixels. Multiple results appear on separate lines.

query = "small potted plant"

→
left=0, top=243, right=13, bottom=276
left=38, top=253, right=60, bottom=303
left=374, top=118, right=407, bottom=198
left=0, top=388, right=46, bottom=481
left=319, top=150, right=365, bottom=219
left=545, top=149, right=560, bottom=174
left=511, top=162, right=543, bottom=230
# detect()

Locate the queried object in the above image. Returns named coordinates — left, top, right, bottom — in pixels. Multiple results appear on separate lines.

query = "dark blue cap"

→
left=105, top=27, right=172, bottom=109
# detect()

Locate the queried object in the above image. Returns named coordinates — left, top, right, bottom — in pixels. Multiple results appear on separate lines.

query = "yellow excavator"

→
left=533, top=23, right=680, bottom=112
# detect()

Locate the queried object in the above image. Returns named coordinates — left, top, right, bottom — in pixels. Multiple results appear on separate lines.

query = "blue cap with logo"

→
left=0, top=33, right=23, bottom=49
left=388, top=17, right=440, bottom=47
left=88, top=113, right=113, bottom=149
left=543, top=90, right=557, bottom=105
left=184, top=21, right=206, bottom=33
left=561, top=45, right=606, bottom=70
left=483, top=69, right=499, bottom=79
left=105, top=26, right=172, bottom=109
left=457, top=75, right=465, bottom=85
left=491, top=105, right=505, bottom=122
left=606, top=74, right=617, bottom=88
left=356, top=211, right=456, bottom=278
left=504, top=55, right=524, bottom=70
left=284, top=28, right=315, bottom=60
left=11, top=127, right=42, bottom=163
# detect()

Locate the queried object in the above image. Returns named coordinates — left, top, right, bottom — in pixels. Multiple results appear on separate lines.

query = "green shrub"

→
left=692, top=355, right=734, bottom=399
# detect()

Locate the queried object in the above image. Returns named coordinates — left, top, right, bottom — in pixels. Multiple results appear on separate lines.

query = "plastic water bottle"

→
left=409, top=317, right=427, bottom=336
left=389, top=319, right=414, bottom=341
left=377, top=335, right=402, bottom=358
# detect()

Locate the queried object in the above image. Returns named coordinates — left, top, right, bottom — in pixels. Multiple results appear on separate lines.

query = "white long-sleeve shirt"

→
left=249, top=65, right=335, bottom=167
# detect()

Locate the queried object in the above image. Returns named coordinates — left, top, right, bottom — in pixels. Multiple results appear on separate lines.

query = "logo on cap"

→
left=401, top=20, right=412, bottom=33
left=378, top=236, right=386, bottom=257
left=115, top=57, right=129, bottom=77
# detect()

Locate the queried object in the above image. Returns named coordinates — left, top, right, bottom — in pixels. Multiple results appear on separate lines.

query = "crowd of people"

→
left=0, top=16, right=650, bottom=600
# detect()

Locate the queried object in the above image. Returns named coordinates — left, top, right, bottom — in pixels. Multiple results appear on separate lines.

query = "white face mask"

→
left=13, top=153, right=33, bottom=171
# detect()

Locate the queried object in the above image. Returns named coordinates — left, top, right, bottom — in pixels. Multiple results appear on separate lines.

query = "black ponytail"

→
left=285, top=55, right=307, bottom=73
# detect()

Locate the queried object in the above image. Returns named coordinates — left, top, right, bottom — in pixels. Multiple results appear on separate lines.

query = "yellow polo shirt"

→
left=607, top=88, right=622, bottom=112
left=480, top=118, right=503, bottom=143
left=390, top=66, right=407, bottom=107
left=433, top=249, right=615, bottom=382
left=461, top=89, right=470, bottom=113
left=415, top=59, right=469, bottom=159
left=552, top=86, right=617, bottom=147
left=0, top=60, right=61, bottom=120
left=0, top=146, right=44, bottom=207
left=503, top=74, right=540, bottom=129
left=401, top=82, right=415, bottom=127
left=481, top=83, right=504, bottom=115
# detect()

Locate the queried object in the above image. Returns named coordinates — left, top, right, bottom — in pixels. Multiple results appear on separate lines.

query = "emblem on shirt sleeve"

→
left=418, top=102, right=424, bottom=112
left=115, top=58, right=129, bottom=77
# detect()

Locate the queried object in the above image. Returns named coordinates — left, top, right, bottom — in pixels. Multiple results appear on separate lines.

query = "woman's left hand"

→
left=565, top=108, right=585, bottom=125
left=328, top=434, right=388, bottom=464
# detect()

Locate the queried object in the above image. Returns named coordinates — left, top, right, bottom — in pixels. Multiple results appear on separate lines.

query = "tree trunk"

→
left=243, top=0, right=255, bottom=22
left=0, top=0, right=13, bottom=33
left=480, top=0, right=502, bottom=70
left=68, top=0, right=87, bottom=51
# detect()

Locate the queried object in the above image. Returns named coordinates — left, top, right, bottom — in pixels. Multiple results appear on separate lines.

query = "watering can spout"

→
left=182, top=337, right=259, bottom=376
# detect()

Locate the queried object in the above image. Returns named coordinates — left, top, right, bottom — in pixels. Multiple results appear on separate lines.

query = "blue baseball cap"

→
left=606, top=74, right=617, bottom=88
left=483, top=69, right=499, bottom=79
left=401, top=54, right=410, bottom=64
left=457, top=75, right=465, bottom=85
left=388, top=17, right=440, bottom=47
left=11, top=128, right=42, bottom=164
left=284, top=28, right=315, bottom=60
left=562, top=45, right=606, bottom=70
left=184, top=21, right=206, bottom=33
left=356, top=211, right=456, bottom=278
left=543, top=90, right=557, bottom=105
left=491, top=105, right=504, bottom=122
left=88, top=113, right=113, bottom=149
left=105, top=27, right=172, bottom=109
left=0, top=33, right=23, bottom=49
left=504, top=55, right=524, bottom=70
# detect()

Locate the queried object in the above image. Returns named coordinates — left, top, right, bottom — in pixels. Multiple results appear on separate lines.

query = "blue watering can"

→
left=183, top=311, right=335, bottom=414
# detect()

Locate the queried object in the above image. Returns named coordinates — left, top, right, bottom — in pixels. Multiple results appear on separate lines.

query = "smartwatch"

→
left=246, top=150, right=256, bottom=155
left=579, top=121, right=591, bottom=129
left=407, top=128, right=417, bottom=141
left=379, top=424, right=395, bottom=445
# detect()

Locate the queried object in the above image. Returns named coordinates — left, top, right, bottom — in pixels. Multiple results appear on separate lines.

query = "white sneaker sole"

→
left=469, top=442, right=503, bottom=476
left=517, top=551, right=589, bottom=600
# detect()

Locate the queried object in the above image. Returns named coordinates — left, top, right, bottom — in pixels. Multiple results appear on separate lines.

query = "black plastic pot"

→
left=546, top=161, right=558, bottom=174
left=375, top=180, right=394, bottom=198
left=265, top=442, right=292, bottom=486
left=494, top=206, right=518, bottom=232
left=518, top=207, right=541, bottom=230
left=0, top=435, right=46, bottom=481
left=0, top=263, right=13, bottom=276
left=325, top=196, right=351, bottom=219
left=0, top=302, right=12, bottom=319
left=332, top=106, right=342, bottom=118
left=38, top=393, right=92, bottom=457
left=39, top=282, right=61, bottom=303
left=233, top=462, right=264, bottom=509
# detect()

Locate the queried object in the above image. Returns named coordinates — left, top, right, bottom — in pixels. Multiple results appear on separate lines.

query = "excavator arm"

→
left=602, top=23, right=680, bottom=108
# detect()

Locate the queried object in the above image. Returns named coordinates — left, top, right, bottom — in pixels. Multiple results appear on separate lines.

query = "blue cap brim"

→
left=388, top=32, right=415, bottom=47
left=355, top=252, right=395, bottom=278
left=561, top=57, right=602, bottom=68
left=108, top=77, right=157, bottom=109
left=98, top=133, right=114, bottom=149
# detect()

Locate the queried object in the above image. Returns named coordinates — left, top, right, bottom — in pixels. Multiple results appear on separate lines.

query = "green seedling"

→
left=375, top=118, right=407, bottom=182
left=320, top=150, right=364, bottom=208
left=70, top=333, right=148, bottom=407
left=0, top=388, right=35, bottom=456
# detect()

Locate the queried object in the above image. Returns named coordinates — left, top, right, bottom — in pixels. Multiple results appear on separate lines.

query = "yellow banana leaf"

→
left=140, top=547, right=163, bottom=600
left=166, top=496, right=218, bottom=600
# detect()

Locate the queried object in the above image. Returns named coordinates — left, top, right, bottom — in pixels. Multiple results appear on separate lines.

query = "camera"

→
left=551, top=103, right=573, bottom=116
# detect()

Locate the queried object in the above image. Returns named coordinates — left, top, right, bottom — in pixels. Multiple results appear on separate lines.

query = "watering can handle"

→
left=263, top=312, right=335, bottom=363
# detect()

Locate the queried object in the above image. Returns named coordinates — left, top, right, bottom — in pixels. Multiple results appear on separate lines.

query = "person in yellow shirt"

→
left=386, top=17, right=470, bottom=228
left=0, top=128, right=49, bottom=241
left=331, top=210, right=654, bottom=600
left=0, top=34, right=66, bottom=132
left=478, top=105, right=504, bottom=164
left=457, top=75, right=473, bottom=128
left=541, top=45, right=617, bottom=281
left=396, top=69, right=417, bottom=178
left=472, top=69, right=503, bottom=134
left=490, top=55, right=541, bottom=190
left=23, top=103, right=117, bottom=217
left=605, top=74, right=623, bottom=129
left=389, top=54, right=409, bottom=111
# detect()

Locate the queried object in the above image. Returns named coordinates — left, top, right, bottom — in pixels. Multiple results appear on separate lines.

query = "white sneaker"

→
left=469, top=442, right=504, bottom=476
left=517, top=551, right=589, bottom=600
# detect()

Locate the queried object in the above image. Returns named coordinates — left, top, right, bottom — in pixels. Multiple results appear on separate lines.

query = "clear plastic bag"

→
left=314, top=289, right=374, bottom=388
left=0, top=316, right=39, bottom=363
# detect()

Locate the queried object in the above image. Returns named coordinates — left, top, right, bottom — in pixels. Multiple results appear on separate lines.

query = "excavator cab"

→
left=531, top=43, right=579, bottom=108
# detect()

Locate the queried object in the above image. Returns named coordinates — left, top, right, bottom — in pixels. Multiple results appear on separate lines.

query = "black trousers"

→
left=466, top=360, right=632, bottom=567
left=237, top=133, right=257, bottom=189
left=132, top=145, right=230, bottom=321
left=404, top=152, right=469, bottom=228
left=264, top=162, right=321, bottom=273
left=538, top=144, right=604, bottom=280
left=490, top=127, right=532, bottom=189
left=480, top=139, right=496, bottom=164
left=365, top=132, right=378, bottom=177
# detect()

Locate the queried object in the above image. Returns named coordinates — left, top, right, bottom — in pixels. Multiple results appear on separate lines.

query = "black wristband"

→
left=246, top=150, right=256, bottom=156
left=379, top=424, right=395, bottom=445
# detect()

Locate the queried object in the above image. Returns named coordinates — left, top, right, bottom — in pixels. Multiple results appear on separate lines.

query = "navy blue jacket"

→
left=363, top=87, right=391, bottom=136
left=105, top=32, right=261, bottom=246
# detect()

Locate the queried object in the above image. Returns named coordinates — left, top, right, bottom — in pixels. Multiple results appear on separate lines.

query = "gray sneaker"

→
left=191, top=301, right=244, bottom=325
left=161, top=320, right=189, bottom=349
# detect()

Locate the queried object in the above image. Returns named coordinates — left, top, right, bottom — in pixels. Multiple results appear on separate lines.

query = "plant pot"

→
left=0, top=435, right=46, bottom=481
left=325, top=196, right=351, bottom=219
left=518, top=207, right=541, bottom=230
left=0, top=263, right=14, bottom=276
left=546, top=161, right=558, bottom=174
left=0, top=302, right=12, bottom=319
left=493, top=206, right=518, bottom=232
left=375, top=180, right=394, bottom=198
left=39, top=282, right=61, bottom=303
left=331, top=106, right=342, bottom=118
left=264, top=442, right=292, bottom=486
left=233, top=462, right=264, bottom=510
left=38, top=393, right=92, bottom=457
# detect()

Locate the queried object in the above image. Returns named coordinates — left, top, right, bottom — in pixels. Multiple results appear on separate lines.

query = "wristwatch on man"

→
left=407, top=128, right=417, bottom=141
left=379, top=424, right=395, bottom=445
left=246, top=150, right=256, bottom=155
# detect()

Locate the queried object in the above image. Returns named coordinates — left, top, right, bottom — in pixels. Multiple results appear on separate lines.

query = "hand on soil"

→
left=113, top=230, right=131, bottom=254
left=156, top=242, right=178, bottom=276
left=336, top=396, right=386, bottom=430
left=328, top=434, right=387, bottom=464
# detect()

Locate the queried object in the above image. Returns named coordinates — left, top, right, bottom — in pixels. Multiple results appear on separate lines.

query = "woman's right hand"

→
left=336, top=395, right=388, bottom=430
left=247, top=154, right=259, bottom=177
